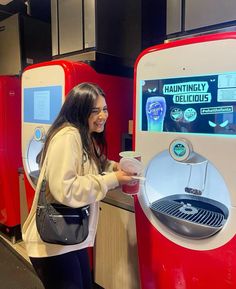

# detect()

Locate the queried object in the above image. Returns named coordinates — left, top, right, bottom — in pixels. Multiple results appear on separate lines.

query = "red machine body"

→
left=0, top=76, right=22, bottom=241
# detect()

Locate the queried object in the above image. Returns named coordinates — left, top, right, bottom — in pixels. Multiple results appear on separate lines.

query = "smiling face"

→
left=88, top=94, right=108, bottom=133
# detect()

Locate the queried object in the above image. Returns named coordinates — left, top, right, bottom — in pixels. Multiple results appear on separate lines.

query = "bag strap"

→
left=37, top=179, right=48, bottom=207
left=37, top=148, right=49, bottom=207
left=37, top=147, right=85, bottom=208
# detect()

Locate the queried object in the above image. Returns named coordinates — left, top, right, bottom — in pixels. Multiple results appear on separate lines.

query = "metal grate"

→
left=151, top=199, right=225, bottom=228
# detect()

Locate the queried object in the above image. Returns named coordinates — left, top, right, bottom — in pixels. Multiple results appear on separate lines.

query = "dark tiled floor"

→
left=0, top=237, right=44, bottom=289
left=0, top=235, right=105, bottom=289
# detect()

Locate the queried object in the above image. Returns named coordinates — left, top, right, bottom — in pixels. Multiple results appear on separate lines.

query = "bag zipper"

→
left=37, top=205, right=89, bottom=218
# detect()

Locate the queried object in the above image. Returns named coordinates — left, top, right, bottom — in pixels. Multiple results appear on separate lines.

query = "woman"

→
left=22, top=82, right=133, bottom=289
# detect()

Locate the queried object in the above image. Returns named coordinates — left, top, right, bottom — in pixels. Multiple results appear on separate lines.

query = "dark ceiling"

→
left=0, top=0, right=51, bottom=23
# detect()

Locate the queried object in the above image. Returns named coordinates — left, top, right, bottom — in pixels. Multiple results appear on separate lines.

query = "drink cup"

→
left=119, top=153, right=143, bottom=195
left=122, top=177, right=140, bottom=195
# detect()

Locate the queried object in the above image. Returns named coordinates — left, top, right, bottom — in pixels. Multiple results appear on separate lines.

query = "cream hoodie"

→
left=22, top=126, right=119, bottom=257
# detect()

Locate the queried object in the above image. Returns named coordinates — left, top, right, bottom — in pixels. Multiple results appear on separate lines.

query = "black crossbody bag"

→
left=36, top=153, right=89, bottom=245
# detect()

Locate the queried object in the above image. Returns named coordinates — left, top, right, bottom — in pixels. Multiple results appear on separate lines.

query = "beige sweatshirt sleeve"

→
left=46, top=129, right=119, bottom=208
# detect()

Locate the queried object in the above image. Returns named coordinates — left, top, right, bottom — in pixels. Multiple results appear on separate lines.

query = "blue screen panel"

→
left=24, top=85, right=62, bottom=124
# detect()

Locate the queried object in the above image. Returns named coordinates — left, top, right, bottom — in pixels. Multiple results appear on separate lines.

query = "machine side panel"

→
left=0, top=76, right=21, bottom=228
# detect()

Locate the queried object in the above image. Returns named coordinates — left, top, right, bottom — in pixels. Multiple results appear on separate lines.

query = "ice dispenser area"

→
left=26, top=130, right=44, bottom=186
left=145, top=138, right=230, bottom=239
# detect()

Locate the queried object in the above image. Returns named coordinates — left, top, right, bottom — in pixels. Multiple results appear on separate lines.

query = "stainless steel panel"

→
left=84, top=0, right=95, bottom=49
left=0, top=14, right=21, bottom=75
left=167, top=0, right=182, bottom=35
left=58, top=0, right=83, bottom=54
left=51, top=0, right=58, bottom=56
left=185, top=0, right=236, bottom=31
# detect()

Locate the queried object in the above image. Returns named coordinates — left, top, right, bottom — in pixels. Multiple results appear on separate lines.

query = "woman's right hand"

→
left=114, top=170, right=133, bottom=185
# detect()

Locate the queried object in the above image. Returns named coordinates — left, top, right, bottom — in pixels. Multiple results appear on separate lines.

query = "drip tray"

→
left=150, top=194, right=229, bottom=239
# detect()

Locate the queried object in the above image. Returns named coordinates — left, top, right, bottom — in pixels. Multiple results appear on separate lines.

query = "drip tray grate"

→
left=150, top=194, right=228, bottom=239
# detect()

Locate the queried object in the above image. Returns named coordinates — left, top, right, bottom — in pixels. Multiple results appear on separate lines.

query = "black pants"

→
left=30, top=248, right=92, bottom=289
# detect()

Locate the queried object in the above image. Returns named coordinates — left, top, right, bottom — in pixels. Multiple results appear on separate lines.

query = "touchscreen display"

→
left=140, top=73, right=236, bottom=135
left=24, top=85, right=62, bottom=124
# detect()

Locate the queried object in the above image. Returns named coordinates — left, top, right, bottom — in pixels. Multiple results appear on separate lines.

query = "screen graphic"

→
left=34, top=90, right=50, bottom=121
left=140, top=73, right=236, bottom=135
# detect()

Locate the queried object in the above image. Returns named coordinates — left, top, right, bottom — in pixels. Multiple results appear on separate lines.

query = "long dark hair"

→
left=40, top=82, right=108, bottom=171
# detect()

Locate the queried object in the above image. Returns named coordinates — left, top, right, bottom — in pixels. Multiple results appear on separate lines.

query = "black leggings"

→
left=30, top=248, right=92, bottom=289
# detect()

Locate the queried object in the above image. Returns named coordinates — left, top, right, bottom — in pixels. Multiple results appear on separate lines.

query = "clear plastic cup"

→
left=119, top=154, right=143, bottom=195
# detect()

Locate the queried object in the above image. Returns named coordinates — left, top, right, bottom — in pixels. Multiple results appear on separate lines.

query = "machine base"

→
left=0, top=224, right=22, bottom=244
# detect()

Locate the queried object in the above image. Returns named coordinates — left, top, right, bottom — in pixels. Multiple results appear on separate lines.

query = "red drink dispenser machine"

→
left=21, top=59, right=133, bottom=269
left=133, top=32, right=236, bottom=289
left=0, top=76, right=21, bottom=242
